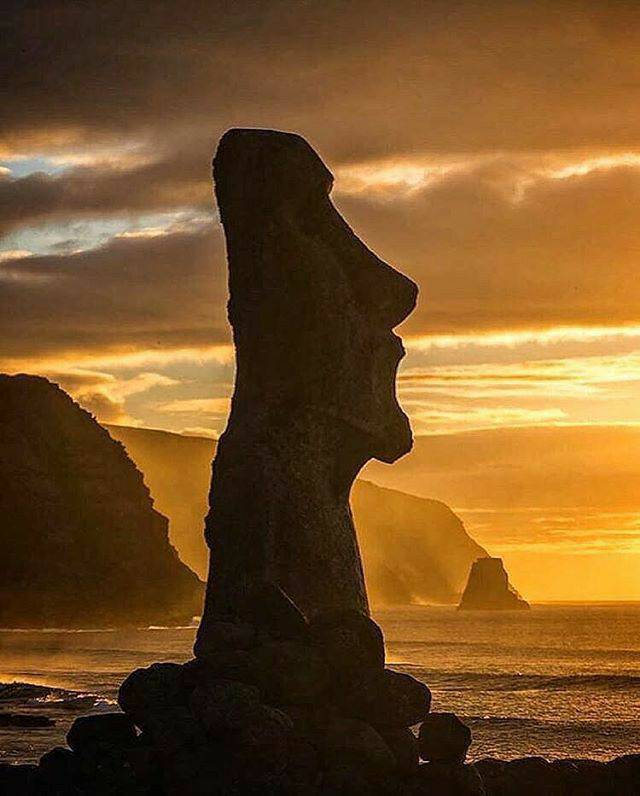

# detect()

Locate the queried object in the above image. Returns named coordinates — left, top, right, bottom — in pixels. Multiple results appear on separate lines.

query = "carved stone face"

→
left=214, top=129, right=417, bottom=464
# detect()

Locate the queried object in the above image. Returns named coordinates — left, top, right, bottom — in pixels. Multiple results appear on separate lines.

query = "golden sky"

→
left=2, top=1, right=640, bottom=599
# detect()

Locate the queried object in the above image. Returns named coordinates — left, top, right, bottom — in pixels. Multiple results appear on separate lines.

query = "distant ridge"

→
left=0, top=375, right=203, bottom=627
left=108, top=424, right=489, bottom=605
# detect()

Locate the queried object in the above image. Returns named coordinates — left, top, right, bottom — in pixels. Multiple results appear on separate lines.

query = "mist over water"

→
left=1, top=604, right=639, bottom=763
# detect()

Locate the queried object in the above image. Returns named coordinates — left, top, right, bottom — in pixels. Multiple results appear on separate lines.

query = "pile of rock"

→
left=475, top=754, right=640, bottom=795
left=2, top=584, right=483, bottom=795
left=5, top=583, right=639, bottom=794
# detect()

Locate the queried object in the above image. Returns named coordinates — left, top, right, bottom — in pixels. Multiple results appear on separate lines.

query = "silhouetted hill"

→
left=107, top=425, right=488, bottom=605
left=0, top=375, right=203, bottom=627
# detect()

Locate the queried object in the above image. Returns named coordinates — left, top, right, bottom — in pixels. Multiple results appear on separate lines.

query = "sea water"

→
left=1, top=604, right=639, bottom=764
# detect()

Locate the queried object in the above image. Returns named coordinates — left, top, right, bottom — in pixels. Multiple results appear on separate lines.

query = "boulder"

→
left=189, top=679, right=261, bottom=733
left=418, top=712, right=471, bottom=763
left=318, top=716, right=396, bottom=776
left=551, top=758, right=611, bottom=795
left=286, top=733, right=320, bottom=786
left=309, top=609, right=385, bottom=677
left=37, top=747, right=77, bottom=789
left=231, top=705, right=294, bottom=782
left=607, top=754, right=640, bottom=794
left=474, top=757, right=507, bottom=794
left=408, top=762, right=485, bottom=795
left=502, top=757, right=562, bottom=795
left=378, top=726, right=419, bottom=775
left=339, top=669, right=431, bottom=727
left=143, top=706, right=205, bottom=753
left=118, top=663, right=189, bottom=727
left=67, top=712, right=137, bottom=754
left=193, top=620, right=257, bottom=657
left=0, top=764, right=38, bottom=796
left=183, top=651, right=257, bottom=688
left=248, top=640, right=328, bottom=705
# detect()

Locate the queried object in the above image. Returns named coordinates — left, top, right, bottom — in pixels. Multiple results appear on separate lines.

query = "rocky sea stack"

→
left=0, top=373, right=203, bottom=627
left=458, top=558, right=529, bottom=611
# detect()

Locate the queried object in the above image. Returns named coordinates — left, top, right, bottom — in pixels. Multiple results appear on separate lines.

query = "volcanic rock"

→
left=418, top=712, right=472, bottom=763
left=458, top=557, right=530, bottom=611
left=408, top=762, right=485, bottom=795
left=196, top=128, right=417, bottom=645
left=118, top=662, right=190, bottom=728
left=338, top=669, right=431, bottom=728
left=309, top=609, right=385, bottom=678
left=67, top=713, right=137, bottom=754
left=248, top=640, right=329, bottom=705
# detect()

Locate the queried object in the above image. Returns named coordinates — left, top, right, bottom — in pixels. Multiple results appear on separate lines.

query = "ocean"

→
left=1, top=604, right=639, bottom=764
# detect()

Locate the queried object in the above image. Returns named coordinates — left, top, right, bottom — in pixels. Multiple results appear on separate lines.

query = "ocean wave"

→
left=394, top=665, right=640, bottom=692
left=0, top=681, right=116, bottom=710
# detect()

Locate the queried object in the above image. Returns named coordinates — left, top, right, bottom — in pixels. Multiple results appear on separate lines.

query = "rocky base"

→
left=2, top=585, right=638, bottom=794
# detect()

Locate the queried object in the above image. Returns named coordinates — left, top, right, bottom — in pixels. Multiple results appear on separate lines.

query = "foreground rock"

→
left=5, top=604, right=639, bottom=794
left=458, top=557, right=530, bottom=611
left=0, top=373, right=203, bottom=627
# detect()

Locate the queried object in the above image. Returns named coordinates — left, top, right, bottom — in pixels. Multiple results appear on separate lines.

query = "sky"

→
left=3, top=0, right=640, bottom=599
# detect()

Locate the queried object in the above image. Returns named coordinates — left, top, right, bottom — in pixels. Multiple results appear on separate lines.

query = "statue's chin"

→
left=339, top=409, right=413, bottom=465
left=370, top=414, right=414, bottom=464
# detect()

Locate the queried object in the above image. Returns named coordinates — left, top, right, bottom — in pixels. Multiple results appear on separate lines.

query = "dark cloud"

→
left=0, top=145, right=212, bottom=234
left=0, top=228, right=229, bottom=361
left=338, top=160, right=640, bottom=333
left=4, top=1, right=640, bottom=161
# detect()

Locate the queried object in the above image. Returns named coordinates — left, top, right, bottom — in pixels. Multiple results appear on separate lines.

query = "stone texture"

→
left=196, top=128, right=417, bottom=645
left=189, top=679, right=261, bottom=733
left=408, top=762, right=486, bottom=795
left=338, top=669, right=431, bottom=728
left=418, top=712, right=472, bottom=763
left=309, top=609, right=384, bottom=678
left=118, top=662, right=190, bottom=728
left=67, top=713, right=137, bottom=754
left=458, top=557, right=529, bottom=611
left=248, top=640, right=329, bottom=705
left=236, top=580, right=309, bottom=641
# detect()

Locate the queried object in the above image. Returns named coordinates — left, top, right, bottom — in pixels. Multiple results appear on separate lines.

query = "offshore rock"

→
left=458, top=557, right=530, bottom=611
left=197, top=128, right=417, bottom=645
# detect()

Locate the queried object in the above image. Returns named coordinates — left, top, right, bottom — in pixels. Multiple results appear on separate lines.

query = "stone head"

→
left=214, top=128, right=417, bottom=464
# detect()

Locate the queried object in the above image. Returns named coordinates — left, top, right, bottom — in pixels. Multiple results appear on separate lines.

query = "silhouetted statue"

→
left=197, top=129, right=417, bottom=646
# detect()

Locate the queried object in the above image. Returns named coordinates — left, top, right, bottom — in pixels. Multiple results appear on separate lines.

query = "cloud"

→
left=0, top=148, right=213, bottom=234
left=0, top=227, right=230, bottom=362
left=337, top=156, right=640, bottom=334
left=5, top=1, right=640, bottom=162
